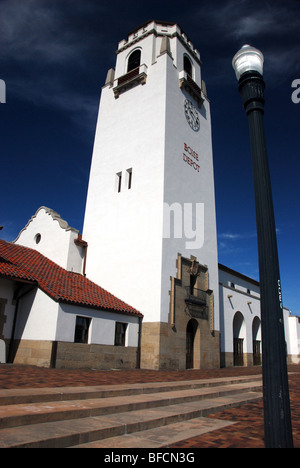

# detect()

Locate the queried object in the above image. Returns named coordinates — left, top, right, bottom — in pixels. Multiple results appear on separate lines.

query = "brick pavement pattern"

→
left=0, top=364, right=299, bottom=448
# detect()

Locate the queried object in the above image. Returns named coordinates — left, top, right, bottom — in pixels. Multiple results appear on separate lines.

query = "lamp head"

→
left=232, top=44, right=264, bottom=80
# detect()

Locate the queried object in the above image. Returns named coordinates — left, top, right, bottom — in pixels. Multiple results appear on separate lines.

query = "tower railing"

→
left=179, top=70, right=205, bottom=108
left=113, top=65, right=148, bottom=98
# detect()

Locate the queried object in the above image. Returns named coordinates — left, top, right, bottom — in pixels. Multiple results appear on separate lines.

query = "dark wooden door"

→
left=186, top=320, right=197, bottom=369
left=253, top=340, right=261, bottom=365
left=234, top=338, right=244, bottom=366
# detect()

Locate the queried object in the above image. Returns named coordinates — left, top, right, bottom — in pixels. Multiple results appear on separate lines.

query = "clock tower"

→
left=83, top=21, right=220, bottom=369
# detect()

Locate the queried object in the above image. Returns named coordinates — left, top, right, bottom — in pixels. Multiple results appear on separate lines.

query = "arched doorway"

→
left=233, top=311, right=246, bottom=366
left=186, top=319, right=198, bottom=369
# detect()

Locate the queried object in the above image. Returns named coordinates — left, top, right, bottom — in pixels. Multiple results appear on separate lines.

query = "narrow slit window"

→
left=116, top=172, right=122, bottom=193
left=127, top=168, right=132, bottom=189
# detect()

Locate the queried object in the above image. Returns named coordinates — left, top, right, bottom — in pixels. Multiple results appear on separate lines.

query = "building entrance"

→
left=234, top=337, right=244, bottom=366
left=186, top=319, right=198, bottom=369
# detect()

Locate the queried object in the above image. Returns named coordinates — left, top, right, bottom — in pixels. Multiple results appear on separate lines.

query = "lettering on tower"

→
left=182, top=142, right=200, bottom=172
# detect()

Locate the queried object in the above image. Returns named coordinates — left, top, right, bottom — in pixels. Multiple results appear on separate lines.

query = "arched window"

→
left=184, top=55, right=193, bottom=77
left=127, top=50, right=141, bottom=72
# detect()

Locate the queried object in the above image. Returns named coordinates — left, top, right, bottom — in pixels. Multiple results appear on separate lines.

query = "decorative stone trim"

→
left=169, top=254, right=214, bottom=332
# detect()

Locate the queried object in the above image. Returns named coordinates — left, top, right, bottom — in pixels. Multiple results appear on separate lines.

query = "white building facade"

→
left=219, top=264, right=262, bottom=368
left=0, top=21, right=299, bottom=370
left=0, top=209, right=142, bottom=369
left=15, top=206, right=86, bottom=274
left=83, top=20, right=220, bottom=369
left=219, top=264, right=300, bottom=367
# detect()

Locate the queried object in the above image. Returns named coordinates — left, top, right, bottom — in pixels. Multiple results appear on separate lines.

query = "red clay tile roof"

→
left=0, top=239, right=142, bottom=317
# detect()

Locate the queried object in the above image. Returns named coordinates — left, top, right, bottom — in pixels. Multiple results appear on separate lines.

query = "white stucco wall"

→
left=219, top=285, right=261, bottom=355
left=161, top=38, right=219, bottom=329
left=83, top=37, right=166, bottom=323
left=83, top=22, right=219, bottom=330
left=219, top=267, right=300, bottom=363
left=11, top=285, right=140, bottom=347
left=14, top=288, right=58, bottom=341
left=286, top=313, right=300, bottom=362
left=56, top=303, right=140, bottom=347
left=219, top=268, right=261, bottom=355
left=15, top=207, right=84, bottom=274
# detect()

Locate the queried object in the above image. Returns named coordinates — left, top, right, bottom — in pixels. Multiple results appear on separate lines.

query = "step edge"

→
left=0, top=376, right=262, bottom=406
left=0, top=384, right=263, bottom=430
left=0, top=392, right=263, bottom=449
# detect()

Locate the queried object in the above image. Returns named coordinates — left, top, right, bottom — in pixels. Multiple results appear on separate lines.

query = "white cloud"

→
left=219, top=232, right=241, bottom=240
left=219, top=231, right=256, bottom=240
left=199, top=1, right=300, bottom=40
left=191, top=1, right=300, bottom=82
left=0, top=0, right=102, bottom=65
left=0, top=0, right=103, bottom=131
left=264, top=46, right=300, bottom=79
left=218, top=230, right=258, bottom=258
left=1, top=1, right=66, bottom=62
left=233, top=14, right=274, bottom=38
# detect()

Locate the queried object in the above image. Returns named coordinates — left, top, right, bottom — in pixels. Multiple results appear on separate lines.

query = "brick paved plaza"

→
left=0, top=364, right=299, bottom=448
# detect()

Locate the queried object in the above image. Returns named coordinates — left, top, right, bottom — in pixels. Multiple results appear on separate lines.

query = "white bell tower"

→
left=83, top=21, right=220, bottom=369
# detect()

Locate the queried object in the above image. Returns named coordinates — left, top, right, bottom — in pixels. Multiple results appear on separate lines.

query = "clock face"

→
left=184, top=99, right=200, bottom=131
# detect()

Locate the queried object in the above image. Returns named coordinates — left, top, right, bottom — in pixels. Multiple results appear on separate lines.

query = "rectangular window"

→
left=74, top=316, right=91, bottom=344
left=114, top=322, right=127, bottom=346
left=116, top=172, right=122, bottom=193
left=127, top=168, right=132, bottom=190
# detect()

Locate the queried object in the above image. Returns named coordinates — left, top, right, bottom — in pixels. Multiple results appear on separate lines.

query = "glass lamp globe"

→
left=232, top=45, right=264, bottom=80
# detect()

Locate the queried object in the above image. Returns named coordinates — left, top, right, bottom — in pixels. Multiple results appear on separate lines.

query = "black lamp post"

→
left=232, top=45, right=293, bottom=448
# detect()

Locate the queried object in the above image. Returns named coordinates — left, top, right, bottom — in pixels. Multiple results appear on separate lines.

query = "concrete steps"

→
left=0, top=375, right=262, bottom=448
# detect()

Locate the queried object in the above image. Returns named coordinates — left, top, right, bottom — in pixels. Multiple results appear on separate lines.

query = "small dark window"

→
left=127, top=168, right=132, bottom=189
left=184, top=56, right=192, bottom=77
left=115, top=322, right=127, bottom=346
left=116, top=172, right=122, bottom=193
left=34, top=233, right=41, bottom=244
left=230, top=282, right=235, bottom=289
left=127, top=50, right=141, bottom=72
left=74, top=316, right=91, bottom=343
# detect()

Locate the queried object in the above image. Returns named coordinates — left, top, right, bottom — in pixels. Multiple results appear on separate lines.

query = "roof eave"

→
left=56, top=297, right=143, bottom=318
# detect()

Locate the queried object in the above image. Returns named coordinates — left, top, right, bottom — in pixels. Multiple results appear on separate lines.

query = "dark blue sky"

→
left=1, top=0, right=299, bottom=314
